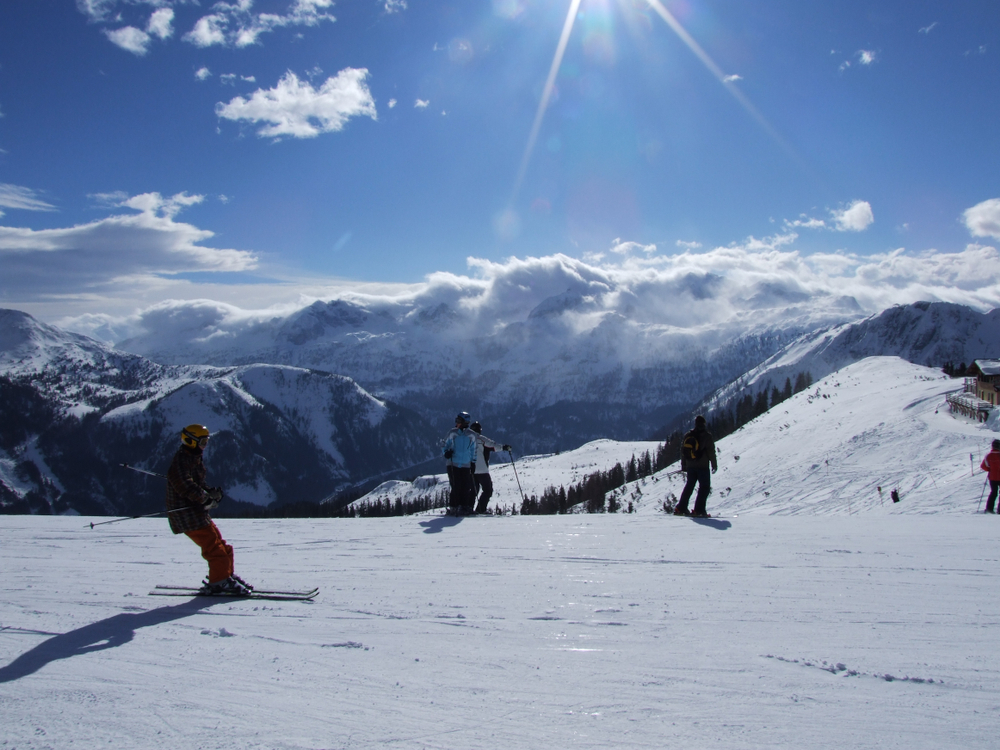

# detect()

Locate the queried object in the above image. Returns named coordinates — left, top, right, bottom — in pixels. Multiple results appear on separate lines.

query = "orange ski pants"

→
left=184, top=521, right=234, bottom=584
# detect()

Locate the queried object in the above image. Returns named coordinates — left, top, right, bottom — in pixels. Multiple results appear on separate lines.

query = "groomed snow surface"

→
left=2, top=515, right=999, bottom=749
left=3, top=355, right=999, bottom=748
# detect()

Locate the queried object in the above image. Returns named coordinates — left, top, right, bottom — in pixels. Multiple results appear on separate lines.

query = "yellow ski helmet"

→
left=181, top=424, right=210, bottom=448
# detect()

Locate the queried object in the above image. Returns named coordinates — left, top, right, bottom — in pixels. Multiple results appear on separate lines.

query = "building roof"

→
left=975, top=359, right=1000, bottom=376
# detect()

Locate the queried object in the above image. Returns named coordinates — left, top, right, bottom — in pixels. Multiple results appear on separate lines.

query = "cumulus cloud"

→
left=831, top=200, right=874, bottom=232
left=387, top=98, right=397, bottom=108
left=183, top=0, right=335, bottom=48
left=216, top=69, right=376, bottom=139
left=723, top=74, right=743, bottom=83
left=106, top=26, right=153, bottom=55
left=147, top=7, right=174, bottom=38
left=104, top=239, right=1000, bottom=341
left=0, top=191, right=256, bottom=301
left=414, top=99, right=430, bottom=109
left=964, top=198, right=1000, bottom=240
left=0, top=184, right=57, bottom=217
left=195, top=66, right=212, bottom=81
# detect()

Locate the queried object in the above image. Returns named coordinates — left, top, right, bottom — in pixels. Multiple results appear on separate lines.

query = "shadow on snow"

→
left=0, top=598, right=224, bottom=683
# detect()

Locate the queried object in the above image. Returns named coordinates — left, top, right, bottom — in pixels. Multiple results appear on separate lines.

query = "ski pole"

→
left=978, top=478, right=989, bottom=513
left=86, top=508, right=185, bottom=529
left=508, top=450, right=527, bottom=502
left=121, top=462, right=166, bottom=479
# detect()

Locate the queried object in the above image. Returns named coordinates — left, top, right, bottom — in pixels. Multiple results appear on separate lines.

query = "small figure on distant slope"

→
left=982, top=439, right=1000, bottom=513
left=166, top=424, right=251, bottom=595
left=443, top=412, right=477, bottom=515
left=469, top=421, right=511, bottom=515
left=674, top=415, right=718, bottom=518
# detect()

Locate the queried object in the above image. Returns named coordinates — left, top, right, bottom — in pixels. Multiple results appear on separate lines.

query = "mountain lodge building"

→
left=946, top=359, right=999, bottom=421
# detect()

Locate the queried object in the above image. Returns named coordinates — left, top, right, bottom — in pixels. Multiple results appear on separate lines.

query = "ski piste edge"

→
left=151, top=585, right=318, bottom=601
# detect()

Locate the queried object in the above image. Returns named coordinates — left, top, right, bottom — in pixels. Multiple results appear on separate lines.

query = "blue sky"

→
left=0, top=0, right=999, bottom=331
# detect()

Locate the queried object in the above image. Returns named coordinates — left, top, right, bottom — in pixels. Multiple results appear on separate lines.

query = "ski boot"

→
left=199, top=576, right=253, bottom=596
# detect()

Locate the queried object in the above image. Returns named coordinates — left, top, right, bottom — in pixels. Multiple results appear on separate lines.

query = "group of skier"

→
left=161, top=415, right=1000, bottom=596
left=443, top=411, right=512, bottom=516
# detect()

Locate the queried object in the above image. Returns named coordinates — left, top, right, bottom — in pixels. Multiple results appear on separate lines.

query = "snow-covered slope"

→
left=2, top=514, right=999, bottom=749
left=703, top=301, right=1000, bottom=411
left=0, top=310, right=438, bottom=514
left=633, top=356, right=997, bottom=516
left=362, top=357, right=996, bottom=516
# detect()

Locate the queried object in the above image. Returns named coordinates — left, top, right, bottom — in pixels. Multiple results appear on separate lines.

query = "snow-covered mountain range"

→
left=0, top=309, right=438, bottom=515
left=114, top=291, right=867, bottom=451
left=700, top=301, right=1000, bottom=412
left=3, top=298, right=998, bottom=517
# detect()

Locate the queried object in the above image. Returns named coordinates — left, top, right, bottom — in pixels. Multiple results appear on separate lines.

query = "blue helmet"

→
left=456, top=411, right=471, bottom=426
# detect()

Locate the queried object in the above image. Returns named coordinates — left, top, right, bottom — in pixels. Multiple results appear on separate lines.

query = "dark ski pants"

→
left=473, top=473, right=493, bottom=513
left=185, top=521, right=234, bottom=584
left=451, top=467, right=476, bottom=513
left=987, top=480, right=1000, bottom=513
left=677, top=468, right=711, bottom=515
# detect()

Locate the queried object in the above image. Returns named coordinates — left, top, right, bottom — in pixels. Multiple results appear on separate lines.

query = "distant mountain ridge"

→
left=0, top=310, right=438, bottom=515
left=698, top=302, right=1000, bottom=414
left=115, top=293, right=866, bottom=452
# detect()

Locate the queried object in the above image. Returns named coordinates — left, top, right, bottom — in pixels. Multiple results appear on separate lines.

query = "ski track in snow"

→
left=2, top=513, right=999, bottom=749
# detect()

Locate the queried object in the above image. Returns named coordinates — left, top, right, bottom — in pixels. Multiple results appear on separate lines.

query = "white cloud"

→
left=387, top=98, right=397, bottom=108
left=195, top=66, right=212, bottom=81
left=383, top=0, right=407, bottom=13
left=676, top=240, right=702, bottom=250
left=919, top=22, right=938, bottom=34
left=147, top=7, right=174, bottom=39
left=106, top=26, right=152, bottom=55
left=0, top=184, right=57, bottom=217
left=831, top=201, right=874, bottom=232
left=963, top=198, right=1000, bottom=240
left=414, top=99, right=430, bottom=109
left=0, top=191, right=256, bottom=302
left=216, top=69, right=376, bottom=139
left=785, top=215, right=826, bottom=230
left=183, top=0, right=335, bottom=49
left=857, top=49, right=877, bottom=65
left=723, top=74, right=743, bottom=83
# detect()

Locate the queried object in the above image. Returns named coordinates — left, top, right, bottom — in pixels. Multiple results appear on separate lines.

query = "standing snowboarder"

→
left=443, top=412, right=478, bottom=515
left=469, top=421, right=511, bottom=515
left=982, top=439, right=1000, bottom=513
left=674, top=415, right=718, bottom=518
left=166, top=424, right=252, bottom=595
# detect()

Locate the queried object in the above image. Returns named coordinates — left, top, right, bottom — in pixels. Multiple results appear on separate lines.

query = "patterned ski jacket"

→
left=444, top=427, right=477, bottom=469
left=982, top=450, right=1000, bottom=482
left=165, top=446, right=211, bottom=534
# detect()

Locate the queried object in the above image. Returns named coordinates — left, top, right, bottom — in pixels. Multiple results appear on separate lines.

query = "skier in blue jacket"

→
left=443, top=412, right=478, bottom=515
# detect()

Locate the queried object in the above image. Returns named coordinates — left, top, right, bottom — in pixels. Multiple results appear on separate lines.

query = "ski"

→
left=150, top=588, right=318, bottom=601
left=154, top=584, right=318, bottom=597
left=151, top=584, right=318, bottom=601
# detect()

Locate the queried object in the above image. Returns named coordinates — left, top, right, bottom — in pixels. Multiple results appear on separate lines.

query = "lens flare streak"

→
left=511, top=0, right=584, bottom=205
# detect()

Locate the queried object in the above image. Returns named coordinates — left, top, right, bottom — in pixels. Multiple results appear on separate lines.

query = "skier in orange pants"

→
left=166, top=424, right=252, bottom=595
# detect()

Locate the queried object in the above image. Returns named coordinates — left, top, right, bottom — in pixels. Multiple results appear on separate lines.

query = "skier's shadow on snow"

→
left=691, top=517, right=732, bottom=530
left=0, top=598, right=223, bottom=683
left=419, top=515, right=463, bottom=534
